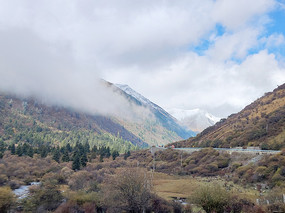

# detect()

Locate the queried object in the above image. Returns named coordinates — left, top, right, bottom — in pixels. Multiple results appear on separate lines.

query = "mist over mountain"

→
left=0, top=80, right=195, bottom=148
left=168, top=108, right=220, bottom=132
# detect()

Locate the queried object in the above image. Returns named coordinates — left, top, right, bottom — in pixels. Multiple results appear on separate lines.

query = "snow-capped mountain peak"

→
left=115, top=84, right=159, bottom=110
left=115, top=83, right=196, bottom=139
left=168, top=108, right=220, bottom=132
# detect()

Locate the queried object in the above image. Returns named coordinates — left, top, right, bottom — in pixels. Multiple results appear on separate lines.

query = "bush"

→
left=190, top=184, right=230, bottom=213
left=102, top=168, right=153, bottom=212
left=65, top=191, right=100, bottom=206
left=0, top=187, right=15, bottom=213
left=22, top=181, right=63, bottom=212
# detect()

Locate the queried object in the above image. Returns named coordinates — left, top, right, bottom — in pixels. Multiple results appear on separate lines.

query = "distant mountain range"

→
left=0, top=81, right=195, bottom=149
left=167, top=108, right=220, bottom=132
left=171, top=83, right=285, bottom=150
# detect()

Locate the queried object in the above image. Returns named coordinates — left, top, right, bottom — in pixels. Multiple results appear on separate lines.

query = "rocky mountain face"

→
left=114, top=84, right=196, bottom=145
left=168, top=108, right=220, bottom=132
left=171, top=83, right=285, bottom=150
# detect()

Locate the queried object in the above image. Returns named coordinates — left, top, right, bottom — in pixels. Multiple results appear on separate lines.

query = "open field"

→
left=152, top=172, right=260, bottom=202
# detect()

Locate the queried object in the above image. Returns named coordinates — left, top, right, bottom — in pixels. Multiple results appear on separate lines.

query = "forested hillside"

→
left=171, top=83, right=285, bottom=150
left=0, top=94, right=144, bottom=152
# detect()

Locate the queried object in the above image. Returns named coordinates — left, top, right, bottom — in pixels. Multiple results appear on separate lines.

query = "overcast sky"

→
left=0, top=0, right=285, bottom=118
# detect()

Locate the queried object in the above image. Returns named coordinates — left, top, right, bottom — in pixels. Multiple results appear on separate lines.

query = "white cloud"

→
left=0, top=0, right=283, bottom=119
left=263, top=33, right=285, bottom=48
left=212, top=0, right=275, bottom=30
left=108, top=50, right=285, bottom=117
left=205, top=28, right=261, bottom=61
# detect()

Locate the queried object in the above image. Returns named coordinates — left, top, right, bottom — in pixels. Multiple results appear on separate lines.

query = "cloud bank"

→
left=0, top=0, right=284, bottom=117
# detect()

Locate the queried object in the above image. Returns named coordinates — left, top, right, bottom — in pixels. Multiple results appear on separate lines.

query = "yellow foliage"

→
left=0, top=186, right=15, bottom=212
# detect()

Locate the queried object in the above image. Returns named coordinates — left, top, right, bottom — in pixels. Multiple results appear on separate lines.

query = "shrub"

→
left=0, top=187, right=15, bottom=213
left=65, top=191, right=100, bottom=206
left=102, top=168, right=153, bottom=212
left=190, top=184, right=230, bottom=213
left=22, top=181, right=63, bottom=212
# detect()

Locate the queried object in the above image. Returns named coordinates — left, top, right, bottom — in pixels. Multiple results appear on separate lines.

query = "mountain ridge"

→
left=170, top=83, right=285, bottom=150
left=114, top=84, right=196, bottom=141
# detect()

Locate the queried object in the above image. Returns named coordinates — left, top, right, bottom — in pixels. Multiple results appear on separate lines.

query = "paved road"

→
left=151, top=146, right=281, bottom=155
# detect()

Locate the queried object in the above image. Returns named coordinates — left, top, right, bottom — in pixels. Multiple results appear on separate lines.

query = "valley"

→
left=0, top=84, right=285, bottom=213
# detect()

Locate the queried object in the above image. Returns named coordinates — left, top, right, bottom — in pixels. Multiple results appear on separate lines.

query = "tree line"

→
left=0, top=138, right=131, bottom=171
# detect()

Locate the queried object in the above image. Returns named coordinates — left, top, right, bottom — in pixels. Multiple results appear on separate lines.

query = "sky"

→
left=0, top=0, right=285, bottom=118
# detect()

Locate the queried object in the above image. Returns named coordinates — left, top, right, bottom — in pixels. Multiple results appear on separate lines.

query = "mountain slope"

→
left=0, top=93, right=147, bottom=151
left=168, top=108, right=220, bottom=132
left=171, top=83, right=285, bottom=150
left=0, top=81, right=195, bottom=148
left=115, top=84, right=196, bottom=144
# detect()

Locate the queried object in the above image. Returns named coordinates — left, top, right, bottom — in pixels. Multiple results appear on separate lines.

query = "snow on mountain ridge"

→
left=115, top=84, right=160, bottom=110
left=168, top=108, right=220, bottom=132
left=114, top=83, right=196, bottom=139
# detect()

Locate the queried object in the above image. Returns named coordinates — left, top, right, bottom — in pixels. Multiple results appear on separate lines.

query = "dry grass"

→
left=152, top=172, right=200, bottom=200
left=152, top=172, right=259, bottom=202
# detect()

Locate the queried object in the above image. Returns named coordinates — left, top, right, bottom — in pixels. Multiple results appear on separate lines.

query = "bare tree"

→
left=102, top=168, right=153, bottom=213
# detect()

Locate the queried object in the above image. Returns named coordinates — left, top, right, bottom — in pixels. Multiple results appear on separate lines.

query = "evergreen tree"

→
left=80, top=153, right=88, bottom=167
left=91, top=145, right=98, bottom=153
left=124, top=151, right=131, bottom=160
left=27, top=147, right=34, bottom=158
left=0, top=139, right=5, bottom=153
left=22, top=143, right=29, bottom=155
left=112, top=150, right=120, bottom=160
left=99, top=153, right=104, bottom=162
left=84, top=142, right=90, bottom=153
left=60, top=146, right=65, bottom=154
left=61, top=150, right=70, bottom=162
left=106, top=147, right=111, bottom=158
left=72, top=154, right=81, bottom=171
left=90, top=152, right=96, bottom=160
left=0, top=152, right=3, bottom=159
left=11, top=144, right=16, bottom=155
left=40, top=146, right=48, bottom=158
left=66, top=143, right=72, bottom=152
left=16, top=144, right=23, bottom=156
left=52, top=149, right=61, bottom=163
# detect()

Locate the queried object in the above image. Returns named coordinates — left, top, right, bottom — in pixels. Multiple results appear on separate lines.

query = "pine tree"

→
left=124, top=150, right=131, bottom=160
left=112, top=150, right=119, bottom=160
left=62, top=150, right=70, bottom=162
left=16, top=145, right=23, bottom=156
left=72, top=154, right=81, bottom=171
left=0, top=139, right=5, bottom=153
left=66, top=143, right=72, bottom=152
left=84, top=142, right=90, bottom=153
left=81, top=153, right=88, bottom=167
left=27, top=147, right=34, bottom=158
left=91, top=145, right=98, bottom=153
left=22, top=143, right=29, bottom=155
left=106, top=147, right=111, bottom=158
left=11, top=144, right=16, bottom=155
left=40, top=146, right=48, bottom=158
left=99, top=153, right=104, bottom=162
left=53, top=149, right=61, bottom=163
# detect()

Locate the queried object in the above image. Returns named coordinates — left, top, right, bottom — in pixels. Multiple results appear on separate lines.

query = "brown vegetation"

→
left=172, top=83, right=285, bottom=149
left=234, top=149, right=285, bottom=187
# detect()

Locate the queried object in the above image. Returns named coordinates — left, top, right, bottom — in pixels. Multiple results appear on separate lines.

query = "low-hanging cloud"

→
left=0, top=0, right=284, bottom=119
left=0, top=27, right=151, bottom=119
